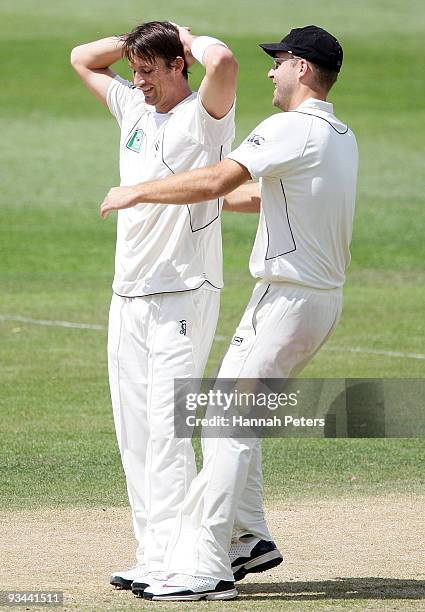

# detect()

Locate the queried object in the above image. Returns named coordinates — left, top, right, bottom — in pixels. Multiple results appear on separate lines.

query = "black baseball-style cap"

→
left=260, top=25, right=343, bottom=72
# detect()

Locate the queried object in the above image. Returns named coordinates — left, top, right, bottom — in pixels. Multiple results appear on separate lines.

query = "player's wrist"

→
left=190, top=36, right=228, bottom=65
left=133, top=183, right=144, bottom=204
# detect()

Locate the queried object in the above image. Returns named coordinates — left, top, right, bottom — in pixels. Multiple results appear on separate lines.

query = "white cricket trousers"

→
left=164, top=281, right=343, bottom=580
left=107, top=286, right=220, bottom=570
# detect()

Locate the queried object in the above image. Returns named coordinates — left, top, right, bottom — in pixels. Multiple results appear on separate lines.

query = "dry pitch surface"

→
left=1, top=495, right=424, bottom=611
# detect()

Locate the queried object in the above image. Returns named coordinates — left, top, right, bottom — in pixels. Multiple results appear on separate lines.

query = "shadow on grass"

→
left=238, top=578, right=425, bottom=601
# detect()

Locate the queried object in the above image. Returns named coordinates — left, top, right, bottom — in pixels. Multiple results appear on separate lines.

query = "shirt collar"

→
left=167, top=91, right=197, bottom=114
left=295, top=97, right=334, bottom=114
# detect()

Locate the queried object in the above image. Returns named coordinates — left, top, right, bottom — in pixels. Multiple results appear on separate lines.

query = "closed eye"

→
left=130, top=66, right=153, bottom=76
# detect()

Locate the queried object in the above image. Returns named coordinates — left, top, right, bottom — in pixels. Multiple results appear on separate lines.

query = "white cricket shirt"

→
left=227, top=98, right=358, bottom=289
left=106, top=76, right=235, bottom=296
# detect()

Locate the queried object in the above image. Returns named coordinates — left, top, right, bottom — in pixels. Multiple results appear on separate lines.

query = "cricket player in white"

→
left=100, top=25, right=358, bottom=601
left=71, top=21, right=237, bottom=591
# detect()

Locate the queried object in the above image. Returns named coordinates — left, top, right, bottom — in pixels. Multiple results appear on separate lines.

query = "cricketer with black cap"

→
left=100, top=25, right=358, bottom=601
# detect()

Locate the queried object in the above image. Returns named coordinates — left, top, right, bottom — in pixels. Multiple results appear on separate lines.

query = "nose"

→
left=267, top=68, right=275, bottom=79
left=133, top=72, right=146, bottom=86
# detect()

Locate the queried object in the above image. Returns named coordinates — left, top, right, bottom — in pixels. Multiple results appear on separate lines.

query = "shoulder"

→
left=242, top=112, right=311, bottom=151
left=107, top=75, right=137, bottom=97
left=251, top=112, right=312, bottom=137
left=169, top=91, right=234, bottom=147
left=175, top=91, right=235, bottom=122
left=107, top=75, right=146, bottom=111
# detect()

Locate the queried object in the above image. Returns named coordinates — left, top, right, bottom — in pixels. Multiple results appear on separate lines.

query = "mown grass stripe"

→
left=1, top=314, right=424, bottom=360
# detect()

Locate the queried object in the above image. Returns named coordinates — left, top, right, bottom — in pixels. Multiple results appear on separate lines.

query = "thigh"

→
left=107, top=293, right=150, bottom=450
left=151, top=287, right=219, bottom=380
left=108, top=293, right=149, bottom=377
left=219, top=284, right=342, bottom=379
left=147, top=288, right=220, bottom=434
left=217, top=283, right=271, bottom=379
left=191, top=286, right=220, bottom=378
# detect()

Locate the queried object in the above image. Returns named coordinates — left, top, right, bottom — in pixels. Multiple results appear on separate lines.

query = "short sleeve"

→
left=106, top=75, right=141, bottom=127
left=190, top=93, right=236, bottom=147
left=226, top=113, right=311, bottom=179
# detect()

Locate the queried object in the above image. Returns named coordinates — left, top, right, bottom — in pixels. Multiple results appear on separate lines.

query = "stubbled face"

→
left=268, top=52, right=300, bottom=111
left=130, top=56, right=178, bottom=111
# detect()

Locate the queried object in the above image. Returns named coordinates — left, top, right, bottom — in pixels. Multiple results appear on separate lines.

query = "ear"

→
left=298, top=58, right=309, bottom=78
left=172, top=56, right=185, bottom=75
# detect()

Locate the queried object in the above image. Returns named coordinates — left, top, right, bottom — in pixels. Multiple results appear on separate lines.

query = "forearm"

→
left=223, top=183, right=261, bottom=213
left=134, top=163, right=238, bottom=205
left=70, top=36, right=124, bottom=70
left=100, top=159, right=252, bottom=218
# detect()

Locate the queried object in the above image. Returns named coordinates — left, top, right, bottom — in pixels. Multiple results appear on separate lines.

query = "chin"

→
left=144, top=91, right=156, bottom=103
left=272, top=95, right=286, bottom=111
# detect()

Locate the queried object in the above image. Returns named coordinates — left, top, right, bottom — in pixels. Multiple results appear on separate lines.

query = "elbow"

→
left=70, top=44, right=90, bottom=70
left=70, top=46, right=83, bottom=68
left=208, top=47, right=239, bottom=76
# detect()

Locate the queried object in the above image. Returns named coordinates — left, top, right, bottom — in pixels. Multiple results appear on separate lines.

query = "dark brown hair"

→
left=310, top=62, right=338, bottom=93
left=121, top=21, right=188, bottom=79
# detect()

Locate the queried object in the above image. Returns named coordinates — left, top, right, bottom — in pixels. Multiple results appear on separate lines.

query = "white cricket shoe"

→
left=110, top=563, right=147, bottom=590
left=229, top=535, right=283, bottom=581
left=143, top=574, right=238, bottom=601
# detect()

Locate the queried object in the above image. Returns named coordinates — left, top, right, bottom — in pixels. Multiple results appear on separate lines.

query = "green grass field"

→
left=0, top=1, right=424, bottom=608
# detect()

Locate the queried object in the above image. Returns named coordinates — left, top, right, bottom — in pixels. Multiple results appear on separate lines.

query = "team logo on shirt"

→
left=231, top=335, right=244, bottom=346
left=126, top=128, right=146, bottom=153
left=179, top=320, right=187, bottom=336
left=246, top=133, right=265, bottom=147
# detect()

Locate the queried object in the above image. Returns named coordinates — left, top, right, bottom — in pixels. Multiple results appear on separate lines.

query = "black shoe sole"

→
left=110, top=577, right=133, bottom=590
left=132, top=582, right=150, bottom=597
left=233, top=554, right=283, bottom=582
